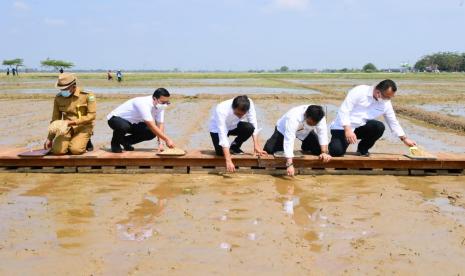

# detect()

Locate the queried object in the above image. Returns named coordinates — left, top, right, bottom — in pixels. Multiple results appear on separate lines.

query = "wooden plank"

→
left=0, top=148, right=464, bottom=172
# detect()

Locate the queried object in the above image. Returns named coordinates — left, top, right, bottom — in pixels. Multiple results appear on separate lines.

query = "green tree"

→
left=414, top=52, right=464, bottom=72
left=2, top=58, right=24, bottom=72
left=40, top=58, right=74, bottom=71
left=279, top=66, right=289, bottom=72
left=362, top=63, right=377, bottom=72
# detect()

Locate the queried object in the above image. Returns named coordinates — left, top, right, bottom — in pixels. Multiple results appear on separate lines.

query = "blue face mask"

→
left=60, top=90, right=71, bottom=97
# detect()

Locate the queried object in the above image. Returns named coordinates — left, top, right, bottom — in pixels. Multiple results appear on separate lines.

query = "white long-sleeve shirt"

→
left=107, top=96, right=164, bottom=124
left=209, top=98, right=259, bottom=148
left=276, top=105, right=329, bottom=158
left=330, top=85, right=405, bottom=137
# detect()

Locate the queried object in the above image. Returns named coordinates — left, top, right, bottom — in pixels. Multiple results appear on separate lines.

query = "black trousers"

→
left=263, top=127, right=321, bottom=155
left=328, top=119, right=385, bottom=157
left=108, top=116, right=156, bottom=147
left=210, top=121, right=255, bottom=156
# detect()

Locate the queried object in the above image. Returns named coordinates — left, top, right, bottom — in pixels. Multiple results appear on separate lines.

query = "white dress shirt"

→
left=276, top=105, right=329, bottom=158
left=330, top=85, right=405, bottom=137
left=107, top=95, right=164, bottom=124
left=209, top=98, right=259, bottom=148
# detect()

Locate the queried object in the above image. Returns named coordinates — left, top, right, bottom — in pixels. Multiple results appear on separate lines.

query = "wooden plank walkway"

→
left=0, top=148, right=464, bottom=175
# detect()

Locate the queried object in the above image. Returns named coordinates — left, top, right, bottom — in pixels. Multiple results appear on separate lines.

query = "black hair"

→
left=153, top=88, right=170, bottom=99
left=232, top=95, right=250, bottom=112
left=375, top=79, right=397, bottom=93
left=305, top=105, right=325, bottom=123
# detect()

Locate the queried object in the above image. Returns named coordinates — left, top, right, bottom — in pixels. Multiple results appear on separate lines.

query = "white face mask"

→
left=60, top=90, right=72, bottom=97
left=156, top=103, right=168, bottom=110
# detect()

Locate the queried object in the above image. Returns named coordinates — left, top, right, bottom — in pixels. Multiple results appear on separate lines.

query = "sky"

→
left=1, top=0, right=465, bottom=71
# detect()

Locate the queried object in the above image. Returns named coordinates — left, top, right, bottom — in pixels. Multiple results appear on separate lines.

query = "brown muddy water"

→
left=0, top=173, right=464, bottom=275
left=2, top=97, right=464, bottom=154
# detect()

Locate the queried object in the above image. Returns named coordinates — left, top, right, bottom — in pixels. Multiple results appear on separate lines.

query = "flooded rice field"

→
left=0, top=73, right=464, bottom=274
left=0, top=173, right=464, bottom=275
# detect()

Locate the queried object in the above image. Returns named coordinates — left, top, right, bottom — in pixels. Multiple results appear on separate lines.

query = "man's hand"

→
left=319, top=153, right=332, bottom=163
left=254, top=147, right=268, bottom=157
left=287, top=165, right=295, bottom=176
left=165, top=138, right=175, bottom=148
left=158, top=141, right=164, bottom=152
left=65, top=120, right=76, bottom=126
left=402, top=137, right=416, bottom=147
left=226, top=159, right=236, bottom=173
left=345, top=129, right=357, bottom=144
left=44, top=139, right=52, bottom=149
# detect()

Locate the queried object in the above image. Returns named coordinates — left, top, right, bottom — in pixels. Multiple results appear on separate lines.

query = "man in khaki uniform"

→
left=44, top=73, right=96, bottom=155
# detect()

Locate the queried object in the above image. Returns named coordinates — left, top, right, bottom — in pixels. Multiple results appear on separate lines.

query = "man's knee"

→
left=51, top=146, right=68, bottom=155
left=239, top=122, right=255, bottom=134
left=329, top=143, right=345, bottom=157
left=369, top=120, right=385, bottom=135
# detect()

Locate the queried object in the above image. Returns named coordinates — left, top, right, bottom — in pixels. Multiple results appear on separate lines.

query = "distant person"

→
left=107, top=70, right=113, bottom=81
left=329, top=79, right=416, bottom=157
left=116, top=70, right=122, bottom=82
left=107, top=88, right=175, bottom=153
left=6, top=68, right=9, bottom=76
left=59, top=68, right=64, bottom=74
left=44, top=73, right=96, bottom=155
left=209, top=95, right=267, bottom=173
left=12, top=68, right=16, bottom=76
left=264, top=105, right=331, bottom=176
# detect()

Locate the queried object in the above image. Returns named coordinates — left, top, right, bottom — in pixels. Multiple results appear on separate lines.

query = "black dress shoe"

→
left=356, top=151, right=370, bottom=157
left=86, top=140, right=94, bottom=152
left=123, top=144, right=135, bottom=151
left=230, top=147, right=244, bottom=155
left=111, top=142, right=123, bottom=153
left=111, top=147, right=123, bottom=153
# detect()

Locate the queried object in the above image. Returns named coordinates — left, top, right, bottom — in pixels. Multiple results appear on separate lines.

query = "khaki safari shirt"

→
left=48, top=87, right=96, bottom=140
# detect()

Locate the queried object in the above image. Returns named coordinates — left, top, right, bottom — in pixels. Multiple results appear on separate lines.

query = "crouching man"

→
left=44, top=73, right=96, bottom=155
left=264, top=105, right=331, bottom=176
left=107, top=88, right=175, bottom=153
left=329, top=79, right=416, bottom=157
left=209, top=95, right=267, bottom=173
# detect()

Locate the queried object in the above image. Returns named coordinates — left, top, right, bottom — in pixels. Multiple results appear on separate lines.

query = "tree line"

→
left=414, top=52, right=465, bottom=72
left=2, top=58, right=74, bottom=73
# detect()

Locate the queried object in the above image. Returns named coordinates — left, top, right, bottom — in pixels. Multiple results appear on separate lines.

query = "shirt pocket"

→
left=76, top=103, right=88, bottom=117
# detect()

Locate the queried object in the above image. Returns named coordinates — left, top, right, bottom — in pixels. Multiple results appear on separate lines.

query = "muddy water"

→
left=2, top=98, right=465, bottom=154
left=0, top=173, right=464, bottom=275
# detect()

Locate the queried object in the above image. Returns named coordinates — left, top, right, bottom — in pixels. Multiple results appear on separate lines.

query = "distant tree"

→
left=414, top=52, right=464, bottom=72
left=279, top=66, right=289, bottom=72
left=2, top=58, right=24, bottom=73
left=40, top=58, right=74, bottom=71
left=362, top=63, right=377, bottom=72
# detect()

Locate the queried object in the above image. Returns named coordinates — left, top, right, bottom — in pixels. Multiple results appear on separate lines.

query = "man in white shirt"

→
left=107, top=88, right=176, bottom=153
left=264, top=105, right=331, bottom=176
left=329, top=79, right=416, bottom=157
left=209, top=95, right=267, bottom=172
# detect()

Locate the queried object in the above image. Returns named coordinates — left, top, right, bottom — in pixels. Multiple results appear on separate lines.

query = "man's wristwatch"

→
left=286, top=162, right=294, bottom=168
left=400, top=136, right=407, bottom=142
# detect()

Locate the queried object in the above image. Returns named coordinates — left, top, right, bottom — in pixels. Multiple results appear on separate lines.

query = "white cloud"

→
left=44, top=18, right=66, bottom=27
left=271, top=0, right=310, bottom=11
left=13, top=0, right=30, bottom=11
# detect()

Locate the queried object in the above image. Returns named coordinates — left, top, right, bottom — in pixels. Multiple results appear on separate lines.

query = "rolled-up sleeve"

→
left=246, top=101, right=259, bottom=135
left=283, top=118, right=299, bottom=158
left=215, top=108, right=230, bottom=148
left=315, top=116, right=329, bottom=146
left=383, top=102, right=405, bottom=137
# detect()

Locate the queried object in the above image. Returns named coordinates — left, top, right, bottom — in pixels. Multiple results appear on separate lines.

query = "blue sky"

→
left=1, top=0, right=465, bottom=70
